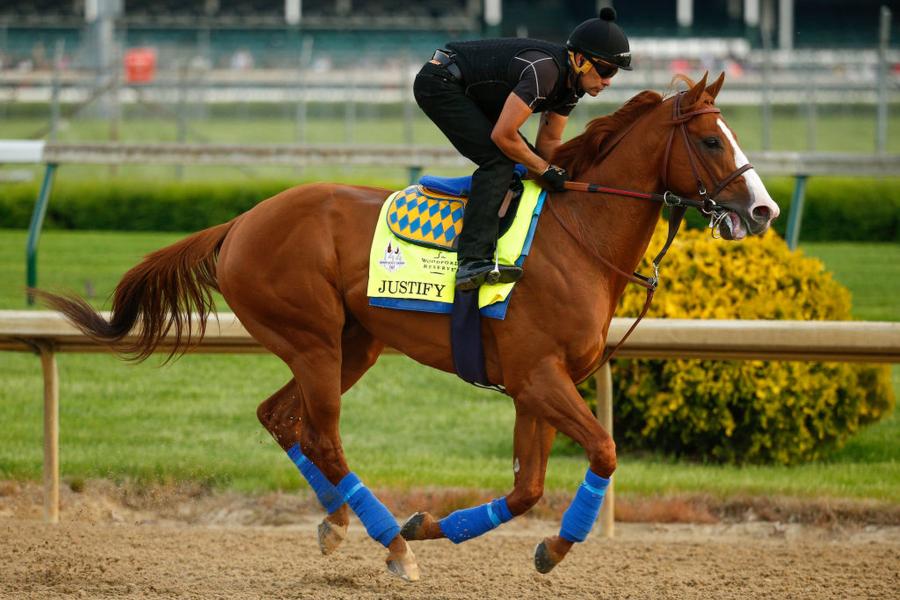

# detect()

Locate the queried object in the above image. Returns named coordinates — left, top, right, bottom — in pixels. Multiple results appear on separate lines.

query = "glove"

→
left=541, top=164, right=569, bottom=192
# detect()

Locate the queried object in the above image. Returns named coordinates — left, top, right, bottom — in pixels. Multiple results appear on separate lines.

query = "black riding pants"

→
left=413, top=61, right=517, bottom=262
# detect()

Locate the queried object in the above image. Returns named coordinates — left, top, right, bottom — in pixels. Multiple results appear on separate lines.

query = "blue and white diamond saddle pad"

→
left=386, top=184, right=466, bottom=251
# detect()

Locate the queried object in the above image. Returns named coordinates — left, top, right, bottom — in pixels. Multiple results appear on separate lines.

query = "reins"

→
left=547, top=91, right=755, bottom=371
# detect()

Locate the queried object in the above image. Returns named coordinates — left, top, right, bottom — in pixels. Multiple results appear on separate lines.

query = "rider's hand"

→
left=540, top=164, right=569, bottom=192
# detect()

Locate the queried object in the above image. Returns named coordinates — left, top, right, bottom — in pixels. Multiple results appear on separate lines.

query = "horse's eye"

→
left=703, top=137, right=722, bottom=149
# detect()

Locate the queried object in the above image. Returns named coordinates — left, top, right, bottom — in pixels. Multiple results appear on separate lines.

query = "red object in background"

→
left=124, top=48, right=157, bottom=83
left=669, top=58, right=691, bottom=74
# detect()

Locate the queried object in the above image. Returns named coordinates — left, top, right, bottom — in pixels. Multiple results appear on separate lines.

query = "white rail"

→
left=3, top=141, right=898, bottom=177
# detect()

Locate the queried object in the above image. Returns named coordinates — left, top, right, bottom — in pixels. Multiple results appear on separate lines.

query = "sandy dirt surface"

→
left=1, top=481, right=898, bottom=599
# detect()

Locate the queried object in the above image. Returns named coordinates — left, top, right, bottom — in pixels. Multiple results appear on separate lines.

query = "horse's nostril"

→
left=751, top=205, right=772, bottom=223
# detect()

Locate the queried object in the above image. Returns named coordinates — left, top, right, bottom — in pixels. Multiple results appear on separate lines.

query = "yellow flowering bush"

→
left=586, top=222, right=894, bottom=465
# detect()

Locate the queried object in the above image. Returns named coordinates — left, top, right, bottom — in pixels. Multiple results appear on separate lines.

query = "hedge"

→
left=0, top=180, right=294, bottom=232
left=1, top=177, right=898, bottom=241
left=577, top=226, right=895, bottom=465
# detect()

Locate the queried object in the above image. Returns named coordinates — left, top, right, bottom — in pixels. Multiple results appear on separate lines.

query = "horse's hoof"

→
left=317, top=518, right=347, bottom=555
left=386, top=541, right=420, bottom=582
left=534, top=538, right=561, bottom=574
left=400, top=512, right=430, bottom=541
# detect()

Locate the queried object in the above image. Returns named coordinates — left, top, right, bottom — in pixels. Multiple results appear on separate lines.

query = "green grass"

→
left=7, top=104, right=900, bottom=153
left=0, top=230, right=897, bottom=502
left=799, top=243, right=900, bottom=321
left=0, top=231, right=192, bottom=310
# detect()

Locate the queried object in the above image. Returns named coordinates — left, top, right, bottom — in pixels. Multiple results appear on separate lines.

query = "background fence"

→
left=1, top=1, right=897, bottom=169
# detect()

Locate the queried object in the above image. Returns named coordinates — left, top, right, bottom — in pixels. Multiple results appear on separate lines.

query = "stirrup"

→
left=486, top=258, right=502, bottom=285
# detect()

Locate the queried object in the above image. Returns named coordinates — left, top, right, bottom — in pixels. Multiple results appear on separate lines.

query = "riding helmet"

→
left=566, top=7, right=632, bottom=70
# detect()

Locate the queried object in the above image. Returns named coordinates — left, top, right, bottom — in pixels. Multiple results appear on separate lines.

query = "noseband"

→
left=549, top=90, right=756, bottom=372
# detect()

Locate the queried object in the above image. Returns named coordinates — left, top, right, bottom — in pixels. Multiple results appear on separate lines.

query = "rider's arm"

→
left=535, top=111, right=568, bottom=160
left=490, top=93, right=551, bottom=174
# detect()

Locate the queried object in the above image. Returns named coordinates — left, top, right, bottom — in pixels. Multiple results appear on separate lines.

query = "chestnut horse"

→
left=37, top=74, right=778, bottom=580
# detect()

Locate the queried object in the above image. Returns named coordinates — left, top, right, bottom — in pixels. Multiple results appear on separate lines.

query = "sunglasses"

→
left=589, top=59, right=618, bottom=79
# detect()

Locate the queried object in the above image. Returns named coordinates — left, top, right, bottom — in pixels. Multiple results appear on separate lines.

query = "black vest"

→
left=445, top=38, right=575, bottom=122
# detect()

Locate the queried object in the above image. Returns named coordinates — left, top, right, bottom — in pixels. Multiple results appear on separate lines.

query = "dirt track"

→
left=1, top=482, right=898, bottom=599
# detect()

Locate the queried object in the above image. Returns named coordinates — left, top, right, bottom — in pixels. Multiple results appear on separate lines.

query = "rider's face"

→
left=579, top=60, right=616, bottom=97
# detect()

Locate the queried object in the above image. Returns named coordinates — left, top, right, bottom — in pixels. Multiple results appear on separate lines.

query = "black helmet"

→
left=566, top=7, right=632, bottom=71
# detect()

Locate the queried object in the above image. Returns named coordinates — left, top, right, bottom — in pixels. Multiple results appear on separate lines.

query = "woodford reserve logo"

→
left=419, top=251, right=456, bottom=275
left=378, top=242, right=406, bottom=272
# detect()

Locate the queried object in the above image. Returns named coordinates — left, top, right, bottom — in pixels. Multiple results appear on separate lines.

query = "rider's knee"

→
left=507, top=481, right=544, bottom=515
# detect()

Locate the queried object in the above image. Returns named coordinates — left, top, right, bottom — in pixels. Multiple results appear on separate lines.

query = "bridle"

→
left=547, top=91, right=755, bottom=371
left=663, top=92, right=754, bottom=213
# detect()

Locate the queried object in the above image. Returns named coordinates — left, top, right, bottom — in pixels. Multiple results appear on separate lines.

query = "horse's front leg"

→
left=401, top=412, right=556, bottom=542
left=520, top=359, right=616, bottom=574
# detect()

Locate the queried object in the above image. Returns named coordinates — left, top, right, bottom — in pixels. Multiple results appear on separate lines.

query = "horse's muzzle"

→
left=719, top=197, right=780, bottom=239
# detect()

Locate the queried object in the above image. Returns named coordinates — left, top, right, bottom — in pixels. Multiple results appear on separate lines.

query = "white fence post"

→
left=595, top=362, right=615, bottom=538
left=38, top=343, right=60, bottom=524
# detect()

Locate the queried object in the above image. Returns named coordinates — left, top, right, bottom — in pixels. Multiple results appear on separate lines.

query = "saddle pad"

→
left=367, top=179, right=546, bottom=320
left=386, top=185, right=466, bottom=251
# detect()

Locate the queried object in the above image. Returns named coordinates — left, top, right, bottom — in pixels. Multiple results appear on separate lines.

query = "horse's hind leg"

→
left=257, top=322, right=384, bottom=556
left=320, top=321, right=385, bottom=553
left=257, top=379, right=352, bottom=554
left=401, top=412, right=556, bottom=542
left=286, top=343, right=418, bottom=580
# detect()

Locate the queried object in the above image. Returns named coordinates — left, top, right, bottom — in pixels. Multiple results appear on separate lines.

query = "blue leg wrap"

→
left=337, top=472, right=400, bottom=547
left=438, top=497, right=513, bottom=544
left=559, top=468, right=610, bottom=543
left=286, top=443, right=343, bottom=514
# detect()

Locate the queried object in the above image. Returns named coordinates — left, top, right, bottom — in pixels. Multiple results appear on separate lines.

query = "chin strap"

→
left=568, top=50, right=597, bottom=76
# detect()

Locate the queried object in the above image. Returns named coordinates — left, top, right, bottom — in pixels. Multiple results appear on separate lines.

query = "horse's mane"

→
left=551, top=89, right=664, bottom=178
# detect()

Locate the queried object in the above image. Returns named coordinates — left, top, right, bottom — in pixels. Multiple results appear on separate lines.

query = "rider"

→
left=413, top=7, right=632, bottom=290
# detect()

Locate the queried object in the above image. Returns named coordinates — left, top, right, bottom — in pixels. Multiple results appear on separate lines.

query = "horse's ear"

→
left=705, top=72, right=725, bottom=100
left=682, top=72, right=708, bottom=107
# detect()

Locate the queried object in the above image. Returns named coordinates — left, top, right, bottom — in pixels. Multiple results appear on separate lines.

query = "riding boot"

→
left=455, top=258, right=523, bottom=291
left=455, top=158, right=522, bottom=290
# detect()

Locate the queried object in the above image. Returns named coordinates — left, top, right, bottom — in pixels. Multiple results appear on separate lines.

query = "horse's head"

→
left=663, top=73, right=780, bottom=240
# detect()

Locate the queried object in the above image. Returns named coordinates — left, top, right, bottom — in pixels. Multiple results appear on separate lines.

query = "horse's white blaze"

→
left=716, top=119, right=780, bottom=221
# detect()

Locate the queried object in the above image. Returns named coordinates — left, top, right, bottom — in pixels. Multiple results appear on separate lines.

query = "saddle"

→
left=386, top=165, right=527, bottom=251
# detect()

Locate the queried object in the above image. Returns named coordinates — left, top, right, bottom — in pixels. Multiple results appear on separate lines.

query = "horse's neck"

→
left=563, top=125, right=668, bottom=294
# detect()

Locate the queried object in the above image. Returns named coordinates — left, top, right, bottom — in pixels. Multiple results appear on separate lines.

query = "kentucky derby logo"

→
left=379, top=242, right=406, bottom=272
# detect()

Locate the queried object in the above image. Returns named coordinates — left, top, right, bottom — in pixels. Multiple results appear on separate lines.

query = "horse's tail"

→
left=33, top=219, right=238, bottom=361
